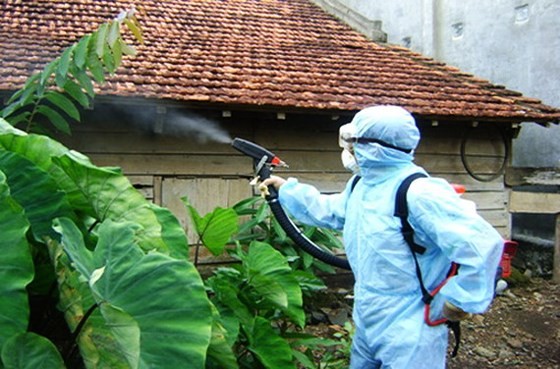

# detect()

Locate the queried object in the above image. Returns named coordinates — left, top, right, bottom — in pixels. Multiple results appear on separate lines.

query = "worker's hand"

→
left=250, top=175, right=286, bottom=197
left=443, top=301, right=471, bottom=322
left=259, top=175, right=286, bottom=191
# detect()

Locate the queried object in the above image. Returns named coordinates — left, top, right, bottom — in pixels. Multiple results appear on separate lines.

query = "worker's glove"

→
left=251, top=175, right=286, bottom=198
left=443, top=301, right=471, bottom=322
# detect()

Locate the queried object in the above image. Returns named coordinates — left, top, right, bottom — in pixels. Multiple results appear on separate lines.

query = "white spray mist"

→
left=159, top=110, right=232, bottom=144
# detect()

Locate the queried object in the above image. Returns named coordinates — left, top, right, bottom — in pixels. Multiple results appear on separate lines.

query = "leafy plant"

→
left=1, top=8, right=143, bottom=135
left=184, top=196, right=349, bottom=369
left=0, top=10, right=217, bottom=369
left=232, top=196, right=344, bottom=277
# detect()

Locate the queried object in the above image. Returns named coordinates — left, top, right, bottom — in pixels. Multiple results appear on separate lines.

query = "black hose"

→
left=460, top=124, right=509, bottom=182
left=266, top=197, right=351, bottom=270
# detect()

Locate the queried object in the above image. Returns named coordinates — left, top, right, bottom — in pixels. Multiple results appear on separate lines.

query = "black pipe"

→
left=267, top=197, right=351, bottom=270
left=231, top=138, right=351, bottom=270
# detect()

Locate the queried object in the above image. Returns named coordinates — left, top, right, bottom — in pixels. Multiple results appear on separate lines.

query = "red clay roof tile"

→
left=1, top=0, right=559, bottom=123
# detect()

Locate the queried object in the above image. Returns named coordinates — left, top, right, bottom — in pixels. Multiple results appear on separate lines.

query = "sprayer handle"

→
left=256, top=163, right=278, bottom=199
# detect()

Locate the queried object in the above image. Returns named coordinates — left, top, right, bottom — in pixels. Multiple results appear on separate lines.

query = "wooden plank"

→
left=127, top=175, right=153, bottom=186
left=415, top=153, right=506, bottom=175
left=462, top=191, right=506, bottom=211
left=555, top=214, right=560, bottom=283
left=505, top=167, right=560, bottom=186
left=477, top=209, right=509, bottom=228
left=508, top=191, right=560, bottom=214
left=153, top=176, right=162, bottom=205
left=87, top=154, right=252, bottom=176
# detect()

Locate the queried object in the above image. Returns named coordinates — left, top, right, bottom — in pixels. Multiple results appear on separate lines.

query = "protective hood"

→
left=351, top=106, right=420, bottom=179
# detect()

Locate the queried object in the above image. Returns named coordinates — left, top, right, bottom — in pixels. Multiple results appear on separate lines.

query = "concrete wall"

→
left=333, top=0, right=560, bottom=168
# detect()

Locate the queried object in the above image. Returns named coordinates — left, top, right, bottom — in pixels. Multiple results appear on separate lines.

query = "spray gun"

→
left=232, top=137, right=351, bottom=270
left=231, top=138, right=287, bottom=198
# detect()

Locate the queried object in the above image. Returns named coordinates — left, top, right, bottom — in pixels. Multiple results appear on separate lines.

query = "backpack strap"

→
left=350, top=175, right=361, bottom=193
left=395, top=173, right=462, bottom=357
left=393, top=173, right=432, bottom=303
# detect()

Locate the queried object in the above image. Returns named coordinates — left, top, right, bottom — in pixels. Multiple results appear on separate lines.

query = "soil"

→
left=305, top=277, right=560, bottom=369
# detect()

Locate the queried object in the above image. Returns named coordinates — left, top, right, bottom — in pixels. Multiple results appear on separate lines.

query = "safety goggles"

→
left=353, top=137, right=413, bottom=154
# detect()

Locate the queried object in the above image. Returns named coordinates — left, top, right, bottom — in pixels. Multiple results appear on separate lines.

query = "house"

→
left=1, top=0, right=559, bottom=266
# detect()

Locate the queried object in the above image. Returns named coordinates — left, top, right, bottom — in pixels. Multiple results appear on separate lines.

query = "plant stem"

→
left=64, top=303, right=98, bottom=363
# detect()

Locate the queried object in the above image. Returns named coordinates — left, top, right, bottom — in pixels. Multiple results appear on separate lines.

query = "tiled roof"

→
left=1, top=0, right=559, bottom=123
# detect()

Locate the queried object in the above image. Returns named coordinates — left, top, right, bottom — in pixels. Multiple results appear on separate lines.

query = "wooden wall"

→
left=58, top=105, right=511, bottom=266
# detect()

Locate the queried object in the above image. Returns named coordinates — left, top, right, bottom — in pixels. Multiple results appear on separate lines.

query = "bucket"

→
left=500, top=240, right=518, bottom=278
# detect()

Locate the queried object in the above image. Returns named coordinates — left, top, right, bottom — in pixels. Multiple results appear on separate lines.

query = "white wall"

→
left=337, top=0, right=560, bottom=167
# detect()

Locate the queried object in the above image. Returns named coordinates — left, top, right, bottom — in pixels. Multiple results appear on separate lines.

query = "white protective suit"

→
left=277, top=106, right=503, bottom=369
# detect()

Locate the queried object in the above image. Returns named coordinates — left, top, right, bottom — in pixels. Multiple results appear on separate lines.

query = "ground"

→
left=305, top=277, right=560, bottom=369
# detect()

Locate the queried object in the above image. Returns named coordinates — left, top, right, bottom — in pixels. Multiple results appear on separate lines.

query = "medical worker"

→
left=260, top=105, right=503, bottom=369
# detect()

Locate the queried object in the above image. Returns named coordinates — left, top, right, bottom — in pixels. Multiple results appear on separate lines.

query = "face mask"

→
left=338, top=123, right=356, bottom=152
left=341, top=149, right=359, bottom=174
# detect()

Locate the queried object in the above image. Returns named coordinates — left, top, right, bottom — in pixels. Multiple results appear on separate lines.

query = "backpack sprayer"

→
left=232, top=138, right=351, bottom=270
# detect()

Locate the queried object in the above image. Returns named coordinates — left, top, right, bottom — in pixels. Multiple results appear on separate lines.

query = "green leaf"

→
left=54, top=153, right=188, bottom=258
left=106, top=21, right=120, bottom=48
left=95, top=23, right=109, bottom=57
left=4, top=111, right=31, bottom=126
left=73, top=34, right=91, bottom=69
left=44, top=92, right=80, bottom=121
left=232, top=196, right=262, bottom=215
left=206, top=272, right=253, bottom=326
left=205, top=305, right=239, bottom=369
left=1, top=333, right=65, bottom=369
left=47, top=238, right=130, bottom=368
left=62, top=79, right=90, bottom=108
left=98, top=303, right=141, bottom=369
left=102, top=42, right=116, bottom=74
left=246, top=317, right=296, bottom=369
left=36, top=105, right=71, bottom=134
left=149, top=204, right=189, bottom=258
left=0, top=121, right=93, bottom=217
left=110, top=34, right=123, bottom=69
left=292, top=270, right=326, bottom=293
left=86, top=49, right=105, bottom=83
left=40, top=60, right=58, bottom=86
left=0, top=171, right=34, bottom=351
left=70, top=67, right=95, bottom=98
left=183, top=197, right=239, bottom=256
left=124, top=17, right=143, bottom=44
left=292, top=350, right=316, bottom=369
left=55, top=46, right=74, bottom=88
left=2, top=79, right=38, bottom=119
left=0, top=150, right=74, bottom=241
left=54, top=218, right=214, bottom=368
left=119, top=39, right=137, bottom=56
left=245, top=242, right=305, bottom=327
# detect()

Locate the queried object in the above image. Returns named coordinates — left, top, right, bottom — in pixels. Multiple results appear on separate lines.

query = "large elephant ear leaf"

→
left=54, top=218, right=213, bottom=368
left=0, top=150, right=74, bottom=241
left=245, top=241, right=305, bottom=327
left=0, top=120, right=93, bottom=217
left=182, top=196, right=239, bottom=255
left=46, top=235, right=135, bottom=369
left=1, top=332, right=65, bottom=369
left=53, top=153, right=188, bottom=259
left=0, top=171, right=34, bottom=352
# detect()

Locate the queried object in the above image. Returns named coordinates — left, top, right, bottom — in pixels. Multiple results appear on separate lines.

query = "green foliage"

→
left=0, top=10, right=216, bottom=368
left=0, top=117, right=215, bottom=368
left=185, top=195, right=349, bottom=369
left=1, top=333, right=65, bottom=369
left=232, top=196, right=344, bottom=276
left=1, top=8, right=142, bottom=135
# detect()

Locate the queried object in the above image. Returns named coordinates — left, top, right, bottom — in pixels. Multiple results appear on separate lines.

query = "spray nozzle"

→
left=232, top=138, right=287, bottom=169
